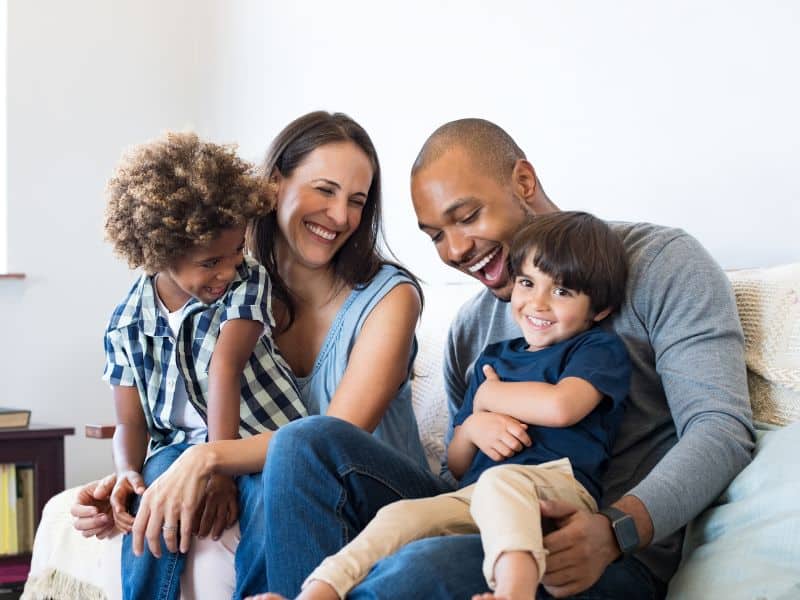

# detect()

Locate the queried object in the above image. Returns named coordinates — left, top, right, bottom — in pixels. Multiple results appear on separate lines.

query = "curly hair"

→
left=105, top=132, right=274, bottom=274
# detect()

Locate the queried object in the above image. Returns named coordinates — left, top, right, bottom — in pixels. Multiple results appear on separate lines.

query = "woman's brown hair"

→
left=248, top=111, right=421, bottom=330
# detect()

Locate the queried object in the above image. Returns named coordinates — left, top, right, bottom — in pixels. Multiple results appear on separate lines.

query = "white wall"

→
left=216, top=0, right=799, bottom=281
left=1, top=0, right=798, bottom=486
left=0, top=0, right=225, bottom=484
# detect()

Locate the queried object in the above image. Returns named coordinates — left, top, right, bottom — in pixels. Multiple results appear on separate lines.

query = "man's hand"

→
left=465, top=412, right=531, bottom=461
left=109, top=470, right=146, bottom=534
left=194, top=473, right=238, bottom=541
left=473, top=364, right=501, bottom=412
left=539, top=499, right=619, bottom=598
left=70, top=474, right=119, bottom=539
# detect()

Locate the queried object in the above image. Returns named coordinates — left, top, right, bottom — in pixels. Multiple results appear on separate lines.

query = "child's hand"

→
left=71, top=474, right=119, bottom=539
left=464, top=412, right=531, bottom=462
left=473, top=364, right=502, bottom=412
left=194, top=473, right=238, bottom=541
left=110, top=470, right=146, bottom=533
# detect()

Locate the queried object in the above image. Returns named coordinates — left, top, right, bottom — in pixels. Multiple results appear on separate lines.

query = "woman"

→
left=70, top=111, right=426, bottom=598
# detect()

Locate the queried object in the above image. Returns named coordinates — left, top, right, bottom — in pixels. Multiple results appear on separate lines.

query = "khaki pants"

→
left=304, top=458, right=598, bottom=597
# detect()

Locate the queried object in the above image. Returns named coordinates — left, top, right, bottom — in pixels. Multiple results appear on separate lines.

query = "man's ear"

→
left=511, top=159, right=538, bottom=208
left=592, top=307, right=613, bottom=323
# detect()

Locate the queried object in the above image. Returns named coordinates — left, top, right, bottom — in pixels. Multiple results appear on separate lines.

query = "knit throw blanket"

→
left=728, top=263, right=800, bottom=426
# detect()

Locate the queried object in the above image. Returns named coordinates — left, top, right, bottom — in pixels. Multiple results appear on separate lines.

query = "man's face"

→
left=411, top=148, right=533, bottom=301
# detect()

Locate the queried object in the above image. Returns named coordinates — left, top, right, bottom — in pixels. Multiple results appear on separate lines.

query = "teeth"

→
left=305, top=222, right=336, bottom=240
left=467, top=247, right=500, bottom=273
left=527, top=316, right=553, bottom=327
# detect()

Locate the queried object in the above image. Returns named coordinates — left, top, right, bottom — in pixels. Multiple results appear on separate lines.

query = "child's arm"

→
left=200, top=317, right=264, bottom=539
left=447, top=422, right=478, bottom=480
left=474, top=364, right=603, bottom=427
left=447, top=412, right=532, bottom=480
left=109, top=385, right=148, bottom=532
left=206, top=318, right=264, bottom=441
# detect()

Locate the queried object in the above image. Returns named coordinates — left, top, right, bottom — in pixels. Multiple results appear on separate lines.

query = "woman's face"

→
left=275, top=141, right=374, bottom=272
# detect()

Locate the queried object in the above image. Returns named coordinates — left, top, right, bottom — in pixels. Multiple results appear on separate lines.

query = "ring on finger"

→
left=162, top=524, right=179, bottom=532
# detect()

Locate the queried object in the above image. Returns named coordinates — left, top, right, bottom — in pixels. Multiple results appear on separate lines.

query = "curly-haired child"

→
left=102, top=132, right=306, bottom=600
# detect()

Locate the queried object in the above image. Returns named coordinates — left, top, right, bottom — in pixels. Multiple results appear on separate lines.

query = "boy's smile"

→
left=156, top=226, right=247, bottom=311
left=511, top=256, right=609, bottom=351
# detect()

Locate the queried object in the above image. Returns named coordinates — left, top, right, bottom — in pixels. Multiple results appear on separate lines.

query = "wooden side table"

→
left=0, top=424, right=74, bottom=584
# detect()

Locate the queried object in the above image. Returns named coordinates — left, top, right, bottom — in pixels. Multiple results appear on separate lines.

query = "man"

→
left=260, top=118, right=754, bottom=599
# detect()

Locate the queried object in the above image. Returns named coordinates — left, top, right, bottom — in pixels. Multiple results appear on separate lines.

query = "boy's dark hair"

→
left=509, top=211, right=628, bottom=314
left=248, top=110, right=422, bottom=331
left=105, top=132, right=273, bottom=274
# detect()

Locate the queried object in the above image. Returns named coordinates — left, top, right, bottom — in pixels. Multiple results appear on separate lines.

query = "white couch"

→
left=22, top=265, right=800, bottom=600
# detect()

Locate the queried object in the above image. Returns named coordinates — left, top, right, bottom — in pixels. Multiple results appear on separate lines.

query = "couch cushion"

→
left=667, top=421, right=800, bottom=599
left=412, top=282, right=481, bottom=472
left=728, top=263, right=800, bottom=426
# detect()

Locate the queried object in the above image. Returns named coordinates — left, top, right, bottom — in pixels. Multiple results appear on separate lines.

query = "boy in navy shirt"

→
left=281, top=211, right=630, bottom=600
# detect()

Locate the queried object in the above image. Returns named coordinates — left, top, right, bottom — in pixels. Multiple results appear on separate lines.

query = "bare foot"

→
left=297, top=580, right=340, bottom=600
left=490, top=551, right=540, bottom=600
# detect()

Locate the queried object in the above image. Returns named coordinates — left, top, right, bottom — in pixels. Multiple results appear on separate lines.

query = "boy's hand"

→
left=110, top=470, right=146, bottom=533
left=473, top=364, right=501, bottom=412
left=71, top=474, right=119, bottom=539
left=464, top=412, right=531, bottom=461
left=194, top=473, right=238, bottom=541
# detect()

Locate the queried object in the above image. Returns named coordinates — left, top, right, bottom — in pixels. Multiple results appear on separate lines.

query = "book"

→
left=0, top=464, right=18, bottom=555
left=16, top=466, right=35, bottom=553
left=0, top=408, right=31, bottom=429
left=0, top=465, right=6, bottom=554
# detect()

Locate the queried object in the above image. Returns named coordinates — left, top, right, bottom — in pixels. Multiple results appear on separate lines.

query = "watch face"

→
left=615, top=515, right=639, bottom=553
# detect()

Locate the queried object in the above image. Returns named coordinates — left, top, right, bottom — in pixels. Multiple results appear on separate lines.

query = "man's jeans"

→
left=263, top=416, right=664, bottom=599
left=120, top=443, right=266, bottom=600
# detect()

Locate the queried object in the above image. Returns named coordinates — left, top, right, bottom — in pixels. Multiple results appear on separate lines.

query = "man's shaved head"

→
left=411, top=118, right=526, bottom=183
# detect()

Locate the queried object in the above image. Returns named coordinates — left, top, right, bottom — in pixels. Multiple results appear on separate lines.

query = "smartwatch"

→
left=599, top=507, right=639, bottom=557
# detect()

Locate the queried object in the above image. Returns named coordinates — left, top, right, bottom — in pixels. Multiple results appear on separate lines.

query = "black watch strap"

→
left=599, top=507, right=639, bottom=557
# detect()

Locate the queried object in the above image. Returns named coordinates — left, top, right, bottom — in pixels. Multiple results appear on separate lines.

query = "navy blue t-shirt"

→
left=453, top=327, right=630, bottom=502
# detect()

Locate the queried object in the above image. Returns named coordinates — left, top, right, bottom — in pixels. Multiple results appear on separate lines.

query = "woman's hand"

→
left=109, top=470, right=145, bottom=533
left=131, top=444, right=214, bottom=557
left=70, top=474, right=119, bottom=539
left=464, top=412, right=531, bottom=462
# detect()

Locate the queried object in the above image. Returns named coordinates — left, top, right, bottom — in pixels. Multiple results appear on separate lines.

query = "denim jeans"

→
left=263, top=416, right=664, bottom=599
left=120, top=443, right=266, bottom=600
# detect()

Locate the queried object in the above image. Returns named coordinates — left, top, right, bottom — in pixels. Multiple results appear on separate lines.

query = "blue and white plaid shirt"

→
left=103, top=256, right=306, bottom=455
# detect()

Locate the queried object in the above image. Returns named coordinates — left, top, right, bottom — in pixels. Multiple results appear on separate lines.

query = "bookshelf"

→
left=0, top=424, right=74, bottom=591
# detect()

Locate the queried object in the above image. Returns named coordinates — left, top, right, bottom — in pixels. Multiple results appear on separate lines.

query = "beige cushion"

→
left=412, top=282, right=481, bottom=472
left=728, top=263, right=800, bottom=426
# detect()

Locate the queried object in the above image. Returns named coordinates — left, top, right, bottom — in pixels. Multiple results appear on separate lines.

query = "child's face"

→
left=157, top=226, right=246, bottom=311
left=510, top=257, right=610, bottom=351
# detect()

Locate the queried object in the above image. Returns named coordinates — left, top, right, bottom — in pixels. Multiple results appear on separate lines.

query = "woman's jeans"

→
left=262, top=416, right=665, bottom=600
left=120, top=442, right=265, bottom=600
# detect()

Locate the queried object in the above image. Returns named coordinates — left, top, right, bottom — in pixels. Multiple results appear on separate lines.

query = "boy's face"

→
left=510, top=255, right=610, bottom=351
left=411, top=147, right=534, bottom=301
left=157, top=226, right=246, bottom=311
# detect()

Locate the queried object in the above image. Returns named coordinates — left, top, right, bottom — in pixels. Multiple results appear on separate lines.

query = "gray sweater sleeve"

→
left=628, top=235, right=755, bottom=541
